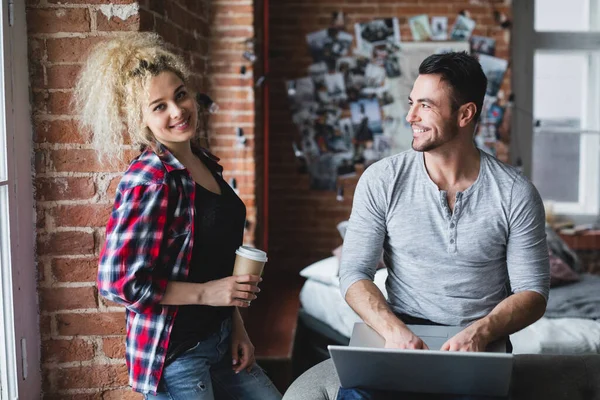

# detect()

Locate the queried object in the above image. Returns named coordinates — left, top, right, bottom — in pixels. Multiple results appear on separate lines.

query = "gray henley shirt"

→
left=339, top=149, right=550, bottom=326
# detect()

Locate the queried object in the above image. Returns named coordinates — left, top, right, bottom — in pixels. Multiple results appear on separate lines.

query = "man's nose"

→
left=406, top=105, right=418, bottom=123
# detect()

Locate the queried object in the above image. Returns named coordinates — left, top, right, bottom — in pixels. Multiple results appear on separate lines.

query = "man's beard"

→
left=411, top=122, right=459, bottom=152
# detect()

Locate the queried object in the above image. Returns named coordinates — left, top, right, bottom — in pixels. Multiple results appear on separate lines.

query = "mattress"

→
left=300, top=273, right=600, bottom=355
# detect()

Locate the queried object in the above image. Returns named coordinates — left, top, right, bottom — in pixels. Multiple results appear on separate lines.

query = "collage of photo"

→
left=286, top=11, right=511, bottom=190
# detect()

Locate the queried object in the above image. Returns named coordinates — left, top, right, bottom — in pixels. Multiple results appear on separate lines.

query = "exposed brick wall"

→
left=209, top=0, right=258, bottom=246
left=268, top=1, right=513, bottom=274
left=27, top=0, right=257, bottom=397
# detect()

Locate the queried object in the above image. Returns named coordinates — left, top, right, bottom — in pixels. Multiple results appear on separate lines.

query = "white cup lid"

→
left=235, top=246, right=268, bottom=262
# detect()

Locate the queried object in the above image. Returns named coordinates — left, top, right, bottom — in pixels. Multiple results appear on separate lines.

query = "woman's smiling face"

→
left=142, top=71, right=197, bottom=148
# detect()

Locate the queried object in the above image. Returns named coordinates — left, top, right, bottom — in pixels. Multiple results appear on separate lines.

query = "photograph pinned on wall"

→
left=354, top=18, right=401, bottom=58
left=430, top=16, right=448, bottom=40
left=450, top=15, right=476, bottom=41
left=306, top=28, right=354, bottom=66
left=338, top=118, right=355, bottom=152
left=383, top=51, right=402, bottom=78
left=409, top=15, right=432, bottom=41
left=324, top=73, right=347, bottom=103
left=286, top=77, right=315, bottom=109
left=306, top=152, right=355, bottom=190
left=350, top=98, right=384, bottom=140
left=336, top=57, right=357, bottom=75
left=478, top=54, right=508, bottom=97
left=336, top=157, right=356, bottom=178
left=470, top=36, right=496, bottom=56
left=308, top=62, right=328, bottom=85
left=364, top=63, right=386, bottom=88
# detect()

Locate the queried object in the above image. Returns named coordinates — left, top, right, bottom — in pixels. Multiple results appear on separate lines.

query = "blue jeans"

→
left=144, top=318, right=282, bottom=400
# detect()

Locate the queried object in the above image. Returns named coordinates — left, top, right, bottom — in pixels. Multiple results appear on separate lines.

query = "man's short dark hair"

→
left=418, top=52, right=487, bottom=121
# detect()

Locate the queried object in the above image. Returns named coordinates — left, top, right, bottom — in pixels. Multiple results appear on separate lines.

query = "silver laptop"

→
left=328, top=323, right=513, bottom=397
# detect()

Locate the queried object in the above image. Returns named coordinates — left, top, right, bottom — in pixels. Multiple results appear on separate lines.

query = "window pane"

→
left=532, top=52, right=587, bottom=202
left=0, top=116, right=5, bottom=183
left=535, top=0, right=599, bottom=31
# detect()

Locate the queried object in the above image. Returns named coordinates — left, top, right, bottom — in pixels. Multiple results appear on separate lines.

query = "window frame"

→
left=512, top=0, right=600, bottom=216
left=0, top=1, right=41, bottom=399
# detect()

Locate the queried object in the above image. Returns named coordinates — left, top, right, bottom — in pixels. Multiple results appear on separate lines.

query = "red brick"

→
left=210, top=113, right=255, bottom=125
left=26, top=8, right=90, bottom=34
left=96, top=10, right=140, bottom=32
left=101, top=389, right=143, bottom=400
left=211, top=76, right=253, bottom=87
left=45, top=65, right=81, bottom=90
left=48, top=149, right=133, bottom=173
left=57, top=312, right=125, bottom=336
left=212, top=4, right=253, bottom=15
left=42, top=339, right=94, bottom=363
left=55, top=364, right=128, bottom=390
left=40, top=315, right=52, bottom=337
left=52, top=257, right=98, bottom=283
left=53, top=204, right=112, bottom=228
left=35, top=119, right=85, bottom=144
left=46, top=37, right=104, bottom=63
left=35, top=177, right=96, bottom=201
left=40, top=287, right=98, bottom=312
left=102, top=337, right=125, bottom=359
left=106, top=176, right=122, bottom=198
left=213, top=15, right=253, bottom=26
left=37, top=231, right=95, bottom=256
left=37, top=207, right=46, bottom=229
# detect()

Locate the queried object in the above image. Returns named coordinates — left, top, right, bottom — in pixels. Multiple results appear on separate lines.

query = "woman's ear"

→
left=458, top=102, right=477, bottom=128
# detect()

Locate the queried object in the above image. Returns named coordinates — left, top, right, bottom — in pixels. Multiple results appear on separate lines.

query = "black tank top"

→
left=166, top=158, right=246, bottom=363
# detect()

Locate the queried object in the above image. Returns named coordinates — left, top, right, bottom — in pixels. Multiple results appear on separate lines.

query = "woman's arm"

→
left=159, top=275, right=261, bottom=307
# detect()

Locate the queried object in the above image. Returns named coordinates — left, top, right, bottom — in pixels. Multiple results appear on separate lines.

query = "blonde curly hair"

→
left=73, top=32, right=192, bottom=164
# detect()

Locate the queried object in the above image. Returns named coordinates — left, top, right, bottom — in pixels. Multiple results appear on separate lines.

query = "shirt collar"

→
left=152, top=142, right=224, bottom=175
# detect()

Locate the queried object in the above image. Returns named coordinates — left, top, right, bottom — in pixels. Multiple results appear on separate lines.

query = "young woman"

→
left=74, top=32, right=281, bottom=400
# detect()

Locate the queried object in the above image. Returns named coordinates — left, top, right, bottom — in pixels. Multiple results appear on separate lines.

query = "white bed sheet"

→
left=300, top=270, right=600, bottom=355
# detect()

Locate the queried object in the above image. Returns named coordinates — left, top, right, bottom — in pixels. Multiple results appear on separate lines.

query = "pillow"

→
left=549, top=248, right=580, bottom=287
left=332, top=245, right=386, bottom=272
left=337, top=220, right=349, bottom=239
left=299, top=256, right=340, bottom=286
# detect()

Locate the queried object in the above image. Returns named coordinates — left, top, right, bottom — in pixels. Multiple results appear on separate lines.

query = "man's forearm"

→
left=345, top=279, right=409, bottom=339
left=469, top=290, right=547, bottom=343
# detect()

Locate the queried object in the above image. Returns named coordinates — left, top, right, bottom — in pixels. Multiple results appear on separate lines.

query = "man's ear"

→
left=457, top=102, right=477, bottom=128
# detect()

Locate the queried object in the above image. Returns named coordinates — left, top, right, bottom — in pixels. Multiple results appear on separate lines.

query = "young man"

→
left=340, top=51, right=549, bottom=356
left=325, top=52, right=549, bottom=400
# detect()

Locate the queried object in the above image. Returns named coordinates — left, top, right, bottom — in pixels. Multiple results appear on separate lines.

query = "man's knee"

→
left=283, top=359, right=340, bottom=400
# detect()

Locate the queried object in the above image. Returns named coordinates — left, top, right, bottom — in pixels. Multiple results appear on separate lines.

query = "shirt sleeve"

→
left=506, top=176, right=550, bottom=301
left=98, top=183, right=171, bottom=314
left=339, top=161, right=389, bottom=299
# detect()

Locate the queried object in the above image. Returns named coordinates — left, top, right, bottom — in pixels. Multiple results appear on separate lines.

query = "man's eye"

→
left=422, top=104, right=430, bottom=109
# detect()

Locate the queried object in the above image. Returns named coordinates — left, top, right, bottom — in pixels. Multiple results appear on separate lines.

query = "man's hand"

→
left=440, top=325, right=489, bottom=352
left=383, top=328, right=430, bottom=350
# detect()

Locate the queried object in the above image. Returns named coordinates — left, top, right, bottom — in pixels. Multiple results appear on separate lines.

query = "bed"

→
left=292, top=255, right=600, bottom=378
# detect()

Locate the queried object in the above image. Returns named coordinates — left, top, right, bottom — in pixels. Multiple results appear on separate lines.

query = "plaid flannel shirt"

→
left=98, top=144, right=223, bottom=394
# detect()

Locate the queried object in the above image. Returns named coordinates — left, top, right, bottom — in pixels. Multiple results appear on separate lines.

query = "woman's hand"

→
left=200, top=275, right=261, bottom=308
left=231, top=309, right=256, bottom=373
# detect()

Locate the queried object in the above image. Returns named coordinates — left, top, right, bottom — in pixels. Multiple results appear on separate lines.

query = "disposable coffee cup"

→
left=232, top=246, right=268, bottom=282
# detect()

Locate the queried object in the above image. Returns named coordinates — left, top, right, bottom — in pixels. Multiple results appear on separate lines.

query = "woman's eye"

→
left=176, top=91, right=187, bottom=100
left=153, top=104, right=166, bottom=112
